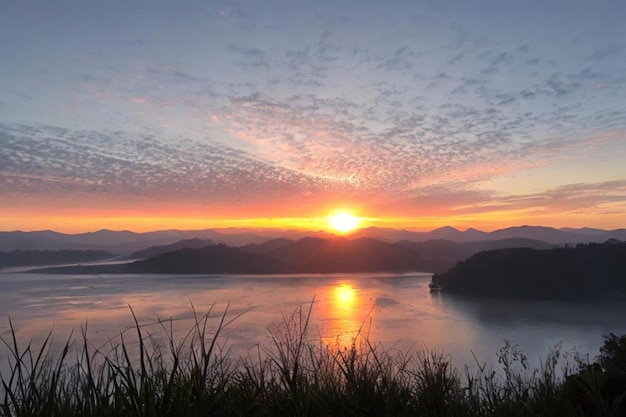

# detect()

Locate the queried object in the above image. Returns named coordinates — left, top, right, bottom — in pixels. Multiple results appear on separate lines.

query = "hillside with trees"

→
left=129, top=237, right=443, bottom=274
left=32, top=237, right=448, bottom=274
left=431, top=241, right=626, bottom=299
left=128, top=238, right=214, bottom=259
left=128, top=244, right=293, bottom=274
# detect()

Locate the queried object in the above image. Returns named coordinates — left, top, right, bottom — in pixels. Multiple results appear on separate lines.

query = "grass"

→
left=1, top=302, right=624, bottom=417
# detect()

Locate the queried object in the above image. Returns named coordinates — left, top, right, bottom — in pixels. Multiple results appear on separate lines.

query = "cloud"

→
left=2, top=0, right=626, bottom=228
left=587, top=44, right=625, bottom=61
left=229, top=44, right=270, bottom=71
left=427, top=180, right=626, bottom=221
left=0, top=123, right=344, bottom=208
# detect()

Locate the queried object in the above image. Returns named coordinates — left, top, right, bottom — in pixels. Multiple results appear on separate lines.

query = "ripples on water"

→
left=1, top=272, right=626, bottom=373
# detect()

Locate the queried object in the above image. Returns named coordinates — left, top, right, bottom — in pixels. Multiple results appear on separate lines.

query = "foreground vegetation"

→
left=1, top=304, right=625, bottom=416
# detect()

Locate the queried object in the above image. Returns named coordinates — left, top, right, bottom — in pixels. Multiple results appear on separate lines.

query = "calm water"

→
left=1, top=272, right=626, bottom=373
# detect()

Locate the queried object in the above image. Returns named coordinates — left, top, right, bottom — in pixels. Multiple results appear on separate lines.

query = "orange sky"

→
left=3, top=197, right=625, bottom=233
left=2, top=1, right=626, bottom=234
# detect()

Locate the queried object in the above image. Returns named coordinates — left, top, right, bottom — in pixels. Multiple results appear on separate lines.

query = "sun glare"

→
left=328, top=212, right=361, bottom=233
left=334, top=284, right=355, bottom=306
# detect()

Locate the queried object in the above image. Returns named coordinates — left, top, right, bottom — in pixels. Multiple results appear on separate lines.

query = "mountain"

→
left=0, top=230, right=188, bottom=253
left=264, top=236, right=444, bottom=273
left=426, top=226, right=488, bottom=242
left=132, top=236, right=439, bottom=274
left=0, top=229, right=328, bottom=254
left=345, top=226, right=488, bottom=242
left=485, top=226, right=626, bottom=244
left=0, top=249, right=117, bottom=268
left=349, top=226, right=626, bottom=244
left=129, top=245, right=293, bottom=274
left=397, top=238, right=555, bottom=263
left=32, top=237, right=449, bottom=274
left=4, top=226, right=626, bottom=255
left=239, top=238, right=295, bottom=254
left=431, top=241, right=626, bottom=299
left=129, top=238, right=214, bottom=259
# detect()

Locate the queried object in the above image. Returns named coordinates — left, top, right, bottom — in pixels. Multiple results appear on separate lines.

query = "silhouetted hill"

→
left=0, top=229, right=317, bottom=253
left=3, top=226, right=626, bottom=254
left=428, top=226, right=488, bottom=242
left=128, top=245, right=292, bottom=274
left=348, top=226, right=626, bottom=244
left=432, top=241, right=626, bottom=299
left=33, top=237, right=450, bottom=274
left=0, top=230, right=191, bottom=253
left=485, top=226, right=626, bottom=244
left=265, top=237, right=441, bottom=273
left=240, top=238, right=295, bottom=254
left=129, top=238, right=214, bottom=259
left=398, top=238, right=555, bottom=262
left=0, top=249, right=117, bottom=268
left=132, top=236, right=432, bottom=274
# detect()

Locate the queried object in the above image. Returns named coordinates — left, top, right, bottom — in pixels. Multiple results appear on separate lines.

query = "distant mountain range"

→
left=0, top=229, right=330, bottom=254
left=0, top=249, right=117, bottom=268
left=2, top=226, right=625, bottom=254
left=128, top=238, right=215, bottom=259
left=4, top=226, right=626, bottom=275
left=250, top=236, right=448, bottom=273
left=396, top=238, right=555, bottom=262
left=31, top=236, right=451, bottom=275
left=350, top=226, right=626, bottom=245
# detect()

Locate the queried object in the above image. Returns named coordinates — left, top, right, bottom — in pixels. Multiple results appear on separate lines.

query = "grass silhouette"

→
left=1, top=302, right=624, bottom=416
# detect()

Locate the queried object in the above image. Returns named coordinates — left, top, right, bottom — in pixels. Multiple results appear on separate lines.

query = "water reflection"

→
left=315, top=282, right=371, bottom=348
left=334, top=284, right=355, bottom=307
left=1, top=272, right=625, bottom=375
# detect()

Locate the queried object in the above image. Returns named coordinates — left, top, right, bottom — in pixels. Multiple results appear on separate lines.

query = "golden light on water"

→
left=334, top=284, right=356, bottom=307
left=319, top=282, right=365, bottom=348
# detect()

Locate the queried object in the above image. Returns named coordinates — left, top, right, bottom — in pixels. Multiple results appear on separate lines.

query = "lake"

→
left=1, top=271, right=626, bottom=374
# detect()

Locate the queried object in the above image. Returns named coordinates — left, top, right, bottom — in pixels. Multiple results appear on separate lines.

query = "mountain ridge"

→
left=128, top=238, right=215, bottom=259
left=25, top=233, right=626, bottom=276
left=30, top=237, right=450, bottom=274
left=3, top=225, right=626, bottom=254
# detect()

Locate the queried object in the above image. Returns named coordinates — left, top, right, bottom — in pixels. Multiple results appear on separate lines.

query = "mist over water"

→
left=1, top=272, right=626, bottom=373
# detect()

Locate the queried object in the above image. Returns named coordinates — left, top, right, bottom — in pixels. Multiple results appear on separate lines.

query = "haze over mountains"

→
left=128, top=238, right=215, bottom=260
left=241, top=237, right=444, bottom=273
left=2, top=226, right=625, bottom=254
left=3, top=225, right=625, bottom=274
left=28, top=237, right=451, bottom=274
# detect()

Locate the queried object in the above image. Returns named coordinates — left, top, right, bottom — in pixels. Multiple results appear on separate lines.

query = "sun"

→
left=327, top=212, right=361, bottom=233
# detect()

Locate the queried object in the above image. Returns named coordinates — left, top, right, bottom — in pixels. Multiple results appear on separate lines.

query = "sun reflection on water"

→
left=317, top=282, right=374, bottom=349
left=334, top=284, right=355, bottom=307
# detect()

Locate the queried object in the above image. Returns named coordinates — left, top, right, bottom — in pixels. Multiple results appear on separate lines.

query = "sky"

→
left=1, top=0, right=626, bottom=233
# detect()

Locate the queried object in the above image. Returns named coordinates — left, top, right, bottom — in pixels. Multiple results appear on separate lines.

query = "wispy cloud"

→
left=1, top=0, right=626, bottom=229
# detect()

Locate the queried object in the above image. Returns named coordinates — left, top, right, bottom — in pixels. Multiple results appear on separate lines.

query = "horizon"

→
left=3, top=223, right=625, bottom=236
left=2, top=1, right=625, bottom=232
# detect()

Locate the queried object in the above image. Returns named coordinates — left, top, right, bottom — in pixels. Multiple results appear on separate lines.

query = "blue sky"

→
left=1, top=0, right=625, bottom=231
